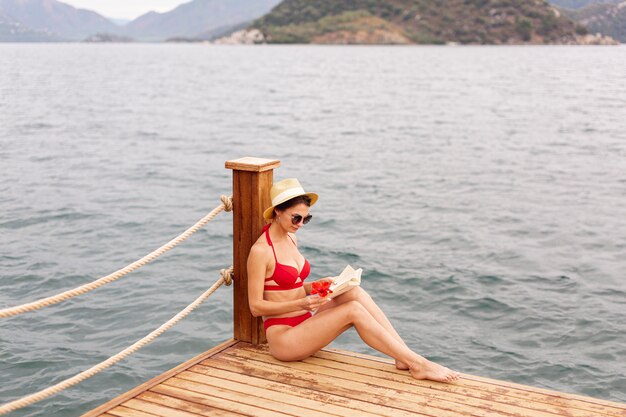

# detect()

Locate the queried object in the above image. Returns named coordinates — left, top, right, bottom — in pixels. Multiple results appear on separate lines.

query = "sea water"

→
left=1, top=44, right=625, bottom=416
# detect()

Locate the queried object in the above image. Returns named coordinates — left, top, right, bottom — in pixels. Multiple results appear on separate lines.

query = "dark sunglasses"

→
left=291, top=213, right=313, bottom=225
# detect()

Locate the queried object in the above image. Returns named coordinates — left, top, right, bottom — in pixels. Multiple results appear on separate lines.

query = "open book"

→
left=328, top=265, right=362, bottom=299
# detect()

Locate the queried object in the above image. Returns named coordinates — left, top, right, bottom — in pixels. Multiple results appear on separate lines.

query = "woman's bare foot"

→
left=409, top=358, right=460, bottom=383
left=396, top=360, right=409, bottom=370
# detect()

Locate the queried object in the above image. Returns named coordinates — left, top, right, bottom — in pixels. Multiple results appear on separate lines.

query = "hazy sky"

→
left=63, top=0, right=189, bottom=20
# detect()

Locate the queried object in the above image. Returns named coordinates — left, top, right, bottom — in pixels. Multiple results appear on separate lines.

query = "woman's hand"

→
left=316, top=277, right=334, bottom=285
left=300, top=294, right=331, bottom=311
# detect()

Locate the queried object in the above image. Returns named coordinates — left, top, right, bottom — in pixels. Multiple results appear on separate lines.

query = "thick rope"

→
left=0, top=266, right=234, bottom=415
left=0, top=196, right=233, bottom=319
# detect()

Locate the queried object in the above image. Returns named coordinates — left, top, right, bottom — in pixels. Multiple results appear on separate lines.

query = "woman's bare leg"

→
left=266, top=300, right=459, bottom=382
left=317, top=287, right=411, bottom=369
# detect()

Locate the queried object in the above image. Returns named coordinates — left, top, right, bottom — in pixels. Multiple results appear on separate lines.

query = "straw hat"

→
left=263, top=178, right=318, bottom=220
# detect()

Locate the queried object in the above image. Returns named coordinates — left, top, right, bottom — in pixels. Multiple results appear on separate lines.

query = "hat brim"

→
left=263, top=192, right=318, bottom=220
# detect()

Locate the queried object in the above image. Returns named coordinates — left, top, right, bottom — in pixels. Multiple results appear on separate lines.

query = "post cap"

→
left=225, top=157, right=281, bottom=172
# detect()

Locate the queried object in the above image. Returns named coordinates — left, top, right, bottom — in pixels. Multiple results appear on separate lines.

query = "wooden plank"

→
left=305, top=347, right=626, bottom=417
left=463, top=373, right=626, bottom=414
left=81, top=339, right=238, bottom=417
left=225, top=348, right=603, bottom=417
left=161, top=376, right=336, bottom=417
left=320, top=347, right=626, bottom=413
left=228, top=163, right=275, bottom=344
left=217, top=349, right=612, bottom=417
left=303, top=353, right=606, bottom=417
left=317, top=354, right=624, bottom=417
left=107, top=406, right=160, bottom=417
left=145, top=385, right=294, bottom=417
left=183, top=366, right=417, bottom=417
left=123, top=398, right=205, bottom=417
left=237, top=343, right=621, bottom=417
left=199, top=355, right=477, bottom=417
left=139, top=391, right=243, bottom=416
left=178, top=369, right=389, bottom=417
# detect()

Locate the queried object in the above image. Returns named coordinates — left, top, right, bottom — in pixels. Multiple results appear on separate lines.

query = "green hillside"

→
left=252, top=0, right=592, bottom=44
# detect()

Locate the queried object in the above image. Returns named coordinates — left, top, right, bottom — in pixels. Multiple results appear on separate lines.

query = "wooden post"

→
left=225, top=157, right=280, bottom=344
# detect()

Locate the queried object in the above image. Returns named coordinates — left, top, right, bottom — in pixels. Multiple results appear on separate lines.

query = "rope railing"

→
left=0, top=266, right=234, bottom=415
left=0, top=195, right=233, bottom=319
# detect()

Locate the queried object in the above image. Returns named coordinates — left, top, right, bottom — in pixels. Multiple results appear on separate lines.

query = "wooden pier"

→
left=84, top=339, right=626, bottom=417
left=83, top=157, right=626, bottom=417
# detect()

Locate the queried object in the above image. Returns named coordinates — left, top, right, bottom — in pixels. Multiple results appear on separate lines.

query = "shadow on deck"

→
left=83, top=338, right=626, bottom=417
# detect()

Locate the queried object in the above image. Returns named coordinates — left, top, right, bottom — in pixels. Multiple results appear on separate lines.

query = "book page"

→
left=332, top=265, right=356, bottom=286
left=329, top=265, right=362, bottom=298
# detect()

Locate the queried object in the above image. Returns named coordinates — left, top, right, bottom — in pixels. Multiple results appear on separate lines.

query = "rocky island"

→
left=239, top=0, right=617, bottom=45
left=83, top=33, right=134, bottom=42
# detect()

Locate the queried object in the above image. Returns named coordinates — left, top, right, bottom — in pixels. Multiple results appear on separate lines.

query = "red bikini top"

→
left=262, top=224, right=310, bottom=291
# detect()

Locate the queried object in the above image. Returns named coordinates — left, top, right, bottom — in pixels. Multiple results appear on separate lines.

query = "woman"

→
left=247, top=178, right=460, bottom=382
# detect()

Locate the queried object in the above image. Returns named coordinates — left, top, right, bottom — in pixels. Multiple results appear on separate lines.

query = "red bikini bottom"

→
left=263, top=312, right=312, bottom=332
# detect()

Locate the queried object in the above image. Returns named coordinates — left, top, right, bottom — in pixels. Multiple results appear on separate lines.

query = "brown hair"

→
left=272, top=195, right=312, bottom=218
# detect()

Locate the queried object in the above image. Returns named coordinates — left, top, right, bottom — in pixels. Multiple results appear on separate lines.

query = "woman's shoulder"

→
left=249, top=234, right=271, bottom=259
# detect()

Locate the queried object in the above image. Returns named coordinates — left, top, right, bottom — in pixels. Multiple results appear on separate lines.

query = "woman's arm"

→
left=247, top=245, right=328, bottom=317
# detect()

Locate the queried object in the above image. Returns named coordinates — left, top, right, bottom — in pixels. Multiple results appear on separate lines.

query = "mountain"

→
left=252, top=0, right=600, bottom=44
left=0, top=0, right=283, bottom=42
left=548, top=0, right=621, bottom=9
left=0, top=0, right=118, bottom=40
left=563, top=1, right=626, bottom=41
left=123, top=0, right=282, bottom=41
left=0, top=11, right=61, bottom=41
